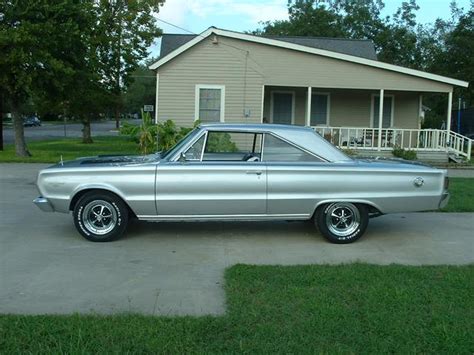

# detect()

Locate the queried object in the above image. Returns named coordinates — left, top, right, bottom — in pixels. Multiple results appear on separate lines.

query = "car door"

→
left=263, top=133, right=325, bottom=217
left=155, top=130, right=266, bottom=217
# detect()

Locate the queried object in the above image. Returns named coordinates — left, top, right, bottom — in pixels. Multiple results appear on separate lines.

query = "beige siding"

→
left=392, top=92, right=419, bottom=129
left=329, top=90, right=372, bottom=127
left=156, top=35, right=451, bottom=127
left=332, top=90, right=420, bottom=128
left=157, top=39, right=263, bottom=127
left=217, top=37, right=452, bottom=92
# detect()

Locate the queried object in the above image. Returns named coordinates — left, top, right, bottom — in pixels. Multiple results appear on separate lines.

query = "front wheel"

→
left=73, top=191, right=129, bottom=242
left=315, top=202, right=369, bottom=244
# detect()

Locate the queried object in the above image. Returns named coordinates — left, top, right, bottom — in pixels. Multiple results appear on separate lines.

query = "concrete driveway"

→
left=1, top=163, right=473, bottom=316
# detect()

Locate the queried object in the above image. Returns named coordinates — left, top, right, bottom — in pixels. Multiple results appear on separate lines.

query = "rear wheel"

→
left=315, top=202, right=368, bottom=244
left=73, top=191, right=129, bottom=242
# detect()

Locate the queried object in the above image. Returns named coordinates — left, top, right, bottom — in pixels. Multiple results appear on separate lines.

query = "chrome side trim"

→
left=33, top=197, right=55, bottom=212
left=136, top=213, right=310, bottom=221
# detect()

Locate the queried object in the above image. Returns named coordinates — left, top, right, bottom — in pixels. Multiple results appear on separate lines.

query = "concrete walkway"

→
left=447, top=168, right=474, bottom=178
left=1, top=163, right=473, bottom=316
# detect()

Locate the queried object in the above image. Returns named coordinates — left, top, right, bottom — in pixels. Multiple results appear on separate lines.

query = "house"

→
left=149, top=27, right=471, bottom=161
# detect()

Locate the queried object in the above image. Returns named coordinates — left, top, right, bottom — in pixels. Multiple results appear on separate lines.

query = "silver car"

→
left=34, top=123, right=449, bottom=243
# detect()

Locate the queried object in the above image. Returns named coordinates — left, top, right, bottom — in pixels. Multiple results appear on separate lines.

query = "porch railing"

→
left=312, top=126, right=472, bottom=160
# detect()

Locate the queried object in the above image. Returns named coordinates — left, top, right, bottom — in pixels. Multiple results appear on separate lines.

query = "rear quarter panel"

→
left=266, top=162, right=446, bottom=215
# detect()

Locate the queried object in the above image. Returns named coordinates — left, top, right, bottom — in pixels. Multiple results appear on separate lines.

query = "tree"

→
left=254, top=0, right=424, bottom=68
left=438, top=8, right=474, bottom=105
left=0, top=0, right=92, bottom=156
left=123, top=62, right=157, bottom=116
left=93, top=0, right=164, bottom=129
left=254, top=0, right=347, bottom=37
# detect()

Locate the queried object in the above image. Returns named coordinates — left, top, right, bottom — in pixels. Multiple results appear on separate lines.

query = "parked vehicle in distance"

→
left=34, top=123, right=449, bottom=244
left=23, top=116, right=41, bottom=127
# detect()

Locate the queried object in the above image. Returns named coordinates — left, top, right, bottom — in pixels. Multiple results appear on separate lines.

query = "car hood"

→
left=47, top=153, right=162, bottom=168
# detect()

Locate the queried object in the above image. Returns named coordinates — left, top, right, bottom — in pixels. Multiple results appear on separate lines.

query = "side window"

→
left=184, top=134, right=206, bottom=161
left=203, top=131, right=262, bottom=161
left=263, top=134, right=322, bottom=162
left=196, top=86, right=224, bottom=122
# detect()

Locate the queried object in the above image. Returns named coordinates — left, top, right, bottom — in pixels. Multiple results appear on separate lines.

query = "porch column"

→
left=377, top=89, right=384, bottom=151
left=154, top=73, right=159, bottom=124
left=418, top=94, right=423, bottom=129
left=306, top=86, right=312, bottom=126
left=446, top=91, right=453, bottom=144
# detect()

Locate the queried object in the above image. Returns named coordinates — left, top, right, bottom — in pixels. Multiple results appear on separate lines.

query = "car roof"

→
left=199, top=123, right=351, bottom=162
left=200, top=122, right=312, bottom=132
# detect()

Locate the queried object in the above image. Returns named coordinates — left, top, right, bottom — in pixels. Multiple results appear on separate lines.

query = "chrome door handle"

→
left=245, top=170, right=263, bottom=175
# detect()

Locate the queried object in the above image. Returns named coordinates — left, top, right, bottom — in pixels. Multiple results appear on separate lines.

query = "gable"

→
left=150, top=28, right=468, bottom=89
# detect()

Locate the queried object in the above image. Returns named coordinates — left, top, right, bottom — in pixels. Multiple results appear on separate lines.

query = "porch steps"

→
left=351, top=149, right=449, bottom=163
left=448, top=153, right=464, bottom=164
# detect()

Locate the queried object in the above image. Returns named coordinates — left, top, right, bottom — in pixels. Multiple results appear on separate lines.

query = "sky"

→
left=149, top=0, right=472, bottom=57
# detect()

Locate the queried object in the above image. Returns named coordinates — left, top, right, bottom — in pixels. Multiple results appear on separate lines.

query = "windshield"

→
left=160, top=128, right=201, bottom=159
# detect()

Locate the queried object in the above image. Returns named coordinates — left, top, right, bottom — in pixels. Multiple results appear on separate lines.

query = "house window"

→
left=310, top=93, right=329, bottom=126
left=195, top=85, right=225, bottom=122
left=372, top=95, right=394, bottom=128
left=271, top=91, right=295, bottom=124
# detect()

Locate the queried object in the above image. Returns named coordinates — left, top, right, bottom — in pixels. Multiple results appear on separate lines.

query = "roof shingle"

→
left=158, top=32, right=377, bottom=60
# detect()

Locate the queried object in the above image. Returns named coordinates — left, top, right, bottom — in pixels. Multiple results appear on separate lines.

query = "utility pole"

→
left=457, top=97, right=462, bottom=134
left=0, top=93, right=4, bottom=151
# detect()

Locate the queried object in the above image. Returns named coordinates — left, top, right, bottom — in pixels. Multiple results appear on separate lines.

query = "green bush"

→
left=120, top=113, right=197, bottom=154
left=392, top=146, right=417, bottom=160
left=206, top=132, right=238, bottom=153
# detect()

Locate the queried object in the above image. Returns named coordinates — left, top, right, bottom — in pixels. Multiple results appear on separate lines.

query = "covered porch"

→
left=261, top=85, right=472, bottom=161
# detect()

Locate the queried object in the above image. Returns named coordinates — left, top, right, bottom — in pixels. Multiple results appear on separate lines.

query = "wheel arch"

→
left=312, top=200, right=383, bottom=218
left=69, top=187, right=137, bottom=218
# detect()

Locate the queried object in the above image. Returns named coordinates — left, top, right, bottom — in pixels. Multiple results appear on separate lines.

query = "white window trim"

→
left=269, top=90, right=295, bottom=125
left=310, top=92, right=331, bottom=126
left=370, top=94, right=395, bottom=128
left=194, top=84, right=225, bottom=122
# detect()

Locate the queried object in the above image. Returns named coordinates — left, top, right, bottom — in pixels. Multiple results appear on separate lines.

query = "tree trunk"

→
left=115, top=100, right=120, bottom=129
left=82, top=118, right=93, bottom=144
left=12, top=98, right=31, bottom=157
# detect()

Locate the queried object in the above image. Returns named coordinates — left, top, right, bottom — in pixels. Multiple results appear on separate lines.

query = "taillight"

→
left=444, top=176, right=449, bottom=190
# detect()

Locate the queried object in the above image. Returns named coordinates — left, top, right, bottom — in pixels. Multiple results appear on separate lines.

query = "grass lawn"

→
left=0, top=264, right=472, bottom=353
left=0, top=136, right=138, bottom=163
left=441, top=177, right=474, bottom=212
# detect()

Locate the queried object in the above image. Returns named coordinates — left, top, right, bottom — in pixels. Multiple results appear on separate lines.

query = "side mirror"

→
left=178, top=152, right=187, bottom=163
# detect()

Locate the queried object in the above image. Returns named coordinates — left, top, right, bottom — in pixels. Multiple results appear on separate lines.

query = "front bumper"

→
left=439, top=192, right=450, bottom=209
left=33, top=196, right=54, bottom=212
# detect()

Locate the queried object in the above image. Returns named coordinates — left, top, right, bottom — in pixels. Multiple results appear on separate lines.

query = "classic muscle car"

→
left=34, top=123, right=449, bottom=243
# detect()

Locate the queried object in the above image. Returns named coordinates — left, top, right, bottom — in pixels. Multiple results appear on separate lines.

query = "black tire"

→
left=73, top=191, right=129, bottom=242
left=315, top=202, right=369, bottom=244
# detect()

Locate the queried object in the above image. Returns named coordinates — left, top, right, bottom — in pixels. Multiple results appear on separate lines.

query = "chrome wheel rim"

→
left=82, top=200, right=117, bottom=236
left=325, top=203, right=360, bottom=238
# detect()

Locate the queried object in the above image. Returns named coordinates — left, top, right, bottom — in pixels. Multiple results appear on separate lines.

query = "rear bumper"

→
left=33, top=196, right=54, bottom=212
left=439, top=192, right=450, bottom=209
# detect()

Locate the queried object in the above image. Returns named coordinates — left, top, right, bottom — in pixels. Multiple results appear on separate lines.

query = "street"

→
left=1, top=120, right=141, bottom=144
